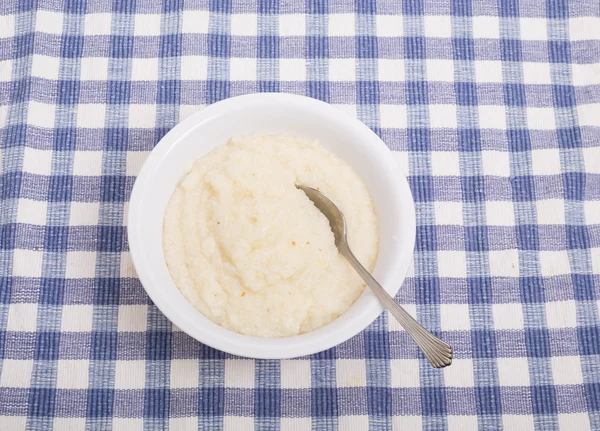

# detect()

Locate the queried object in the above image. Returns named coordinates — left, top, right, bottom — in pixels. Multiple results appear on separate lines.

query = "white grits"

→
left=163, top=134, right=378, bottom=337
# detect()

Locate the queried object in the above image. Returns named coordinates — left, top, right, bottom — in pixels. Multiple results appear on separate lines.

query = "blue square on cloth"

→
left=367, top=387, right=392, bottom=416
left=110, top=35, right=135, bottom=58
left=421, top=387, right=447, bottom=416
left=474, top=386, right=502, bottom=415
left=455, top=82, right=477, bottom=106
left=57, top=80, right=80, bottom=105
left=563, top=172, right=585, bottom=200
left=87, top=388, right=115, bottom=418
left=467, top=277, right=492, bottom=304
left=255, top=388, right=282, bottom=418
left=199, top=387, right=225, bottom=416
left=531, top=385, right=558, bottom=415
left=520, top=276, right=545, bottom=303
left=471, top=329, right=497, bottom=358
left=144, top=388, right=170, bottom=419
left=100, top=176, right=127, bottom=203
left=28, top=388, right=56, bottom=417
left=107, top=81, right=131, bottom=105
left=578, top=327, right=600, bottom=355
left=40, top=278, right=65, bottom=305
left=572, top=274, right=595, bottom=301
left=416, top=277, right=440, bottom=305
left=44, top=225, right=69, bottom=252
left=97, top=226, right=125, bottom=252
left=525, top=328, right=552, bottom=357
left=93, top=278, right=120, bottom=305
left=557, top=126, right=582, bottom=149
left=160, top=34, right=182, bottom=58
left=311, top=387, right=337, bottom=417
left=503, top=83, right=527, bottom=107
left=35, top=331, right=61, bottom=360
left=208, top=34, right=231, bottom=58
left=91, top=332, right=118, bottom=361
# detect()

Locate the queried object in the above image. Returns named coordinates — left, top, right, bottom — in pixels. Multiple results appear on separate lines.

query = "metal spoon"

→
left=297, top=185, right=452, bottom=368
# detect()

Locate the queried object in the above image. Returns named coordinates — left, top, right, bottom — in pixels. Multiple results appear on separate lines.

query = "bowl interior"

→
left=129, top=93, right=415, bottom=358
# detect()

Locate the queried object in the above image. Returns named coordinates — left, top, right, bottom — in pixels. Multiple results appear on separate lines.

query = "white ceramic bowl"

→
left=128, top=93, right=415, bottom=359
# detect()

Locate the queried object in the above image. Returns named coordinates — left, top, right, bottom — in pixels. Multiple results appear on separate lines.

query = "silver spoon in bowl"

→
left=297, top=185, right=452, bottom=368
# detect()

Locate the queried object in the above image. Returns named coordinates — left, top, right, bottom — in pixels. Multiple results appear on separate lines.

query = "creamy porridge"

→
left=163, top=134, right=378, bottom=337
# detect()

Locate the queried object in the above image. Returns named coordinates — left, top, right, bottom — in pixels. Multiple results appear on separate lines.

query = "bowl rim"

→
left=128, top=93, right=416, bottom=359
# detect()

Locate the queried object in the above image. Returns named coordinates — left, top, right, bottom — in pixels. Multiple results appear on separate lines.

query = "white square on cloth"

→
left=440, top=303, right=471, bottom=331
left=224, top=359, right=255, bottom=388
left=431, top=151, right=461, bottom=176
left=182, top=11, right=209, bottom=34
left=76, top=105, right=106, bottom=129
left=80, top=57, right=109, bottom=81
left=486, top=201, right=515, bottom=226
left=113, top=418, right=144, bottom=431
left=114, top=360, right=146, bottom=389
left=519, top=18, right=548, bottom=41
left=329, top=58, right=356, bottom=81
left=131, top=58, right=160, bottom=81
left=84, top=13, right=112, bottom=36
left=481, top=150, right=510, bottom=177
left=12, top=250, right=43, bottom=278
left=558, top=413, right=592, bottom=431
left=551, top=356, right=583, bottom=385
left=17, top=199, right=47, bottom=225
left=546, top=300, right=577, bottom=329
left=281, top=418, right=311, bottom=431
left=56, top=360, right=90, bottom=389
left=134, top=14, right=162, bottom=37
left=23, top=147, right=52, bottom=176
left=380, top=104, right=407, bottom=128
left=336, top=359, right=367, bottom=387
left=493, top=303, right=524, bottom=330
left=35, top=10, right=64, bottom=35
left=378, top=59, right=405, bottom=82
left=61, top=304, right=94, bottom=332
left=526, top=107, right=556, bottom=130
left=230, top=14, right=258, bottom=36
left=497, top=357, right=531, bottom=386
left=375, top=15, right=403, bottom=37
left=328, top=14, right=355, bottom=37
left=435, top=201, right=463, bottom=225
left=224, top=417, right=254, bottom=431
left=31, top=55, right=60, bottom=80
left=472, top=16, right=500, bottom=39
left=280, top=359, right=311, bottom=388
left=429, top=105, right=457, bottom=128
left=531, top=148, right=561, bottom=175
left=54, top=419, right=86, bottom=431
left=448, top=415, right=479, bottom=431
left=0, top=359, right=34, bottom=387
left=426, top=59, right=454, bottom=83
left=390, top=359, right=420, bottom=387
left=474, top=60, right=503, bottom=83
left=279, top=14, right=305, bottom=36
left=423, top=16, right=452, bottom=38
left=170, top=359, right=199, bottom=388
left=444, top=358, right=475, bottom=387
left=522, top=62, right=552, bottom=85
left=478, top=106, right=507, bottom=130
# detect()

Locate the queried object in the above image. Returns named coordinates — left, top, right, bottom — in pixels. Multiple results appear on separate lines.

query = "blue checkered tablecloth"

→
left=1, top=0, right=599, bottom=429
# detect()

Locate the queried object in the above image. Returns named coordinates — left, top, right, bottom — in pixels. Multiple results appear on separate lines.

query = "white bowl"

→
left=128, top=93, right=415, bottom=359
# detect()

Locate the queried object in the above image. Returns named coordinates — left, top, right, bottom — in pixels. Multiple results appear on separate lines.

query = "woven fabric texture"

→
left=0, top=0, right=599, bottom=429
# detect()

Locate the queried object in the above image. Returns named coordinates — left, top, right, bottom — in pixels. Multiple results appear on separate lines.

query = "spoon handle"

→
left=340, top=246, right=453, bottom=368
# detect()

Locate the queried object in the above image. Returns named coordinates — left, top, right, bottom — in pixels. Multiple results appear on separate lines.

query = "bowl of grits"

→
left=128, top=93, right=415, bottom=359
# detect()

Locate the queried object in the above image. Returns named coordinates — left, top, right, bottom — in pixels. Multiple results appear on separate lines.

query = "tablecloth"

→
left=1, top=0, right=599, bottom=429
